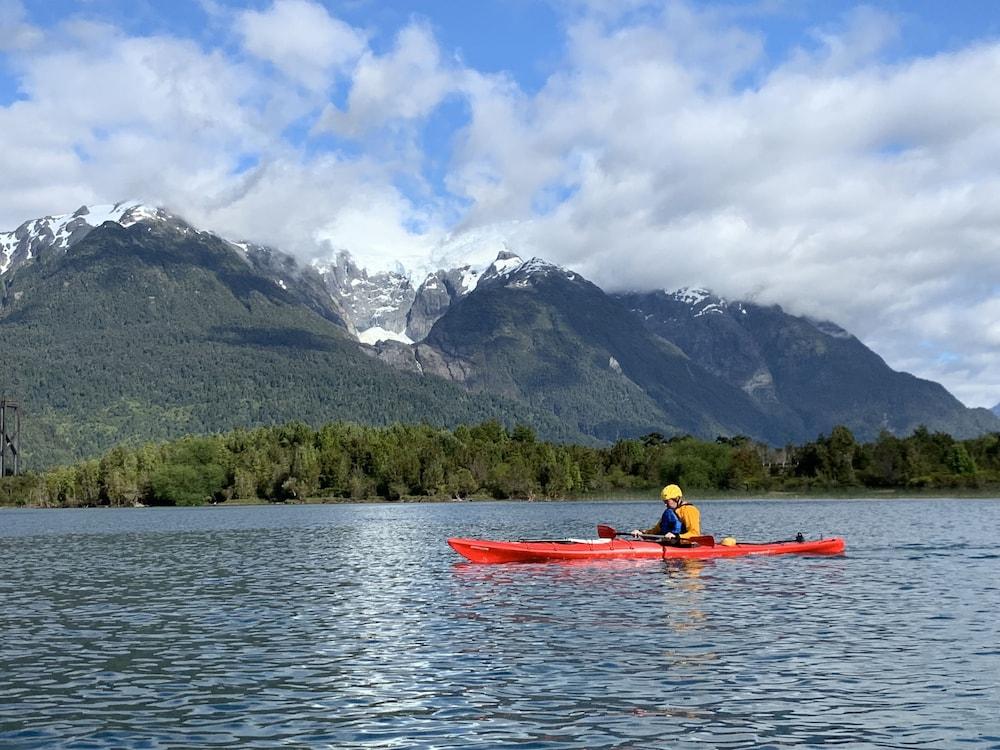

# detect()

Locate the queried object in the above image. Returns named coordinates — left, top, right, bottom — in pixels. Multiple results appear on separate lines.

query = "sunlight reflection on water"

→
left=1, top=499, right=999, bottom=748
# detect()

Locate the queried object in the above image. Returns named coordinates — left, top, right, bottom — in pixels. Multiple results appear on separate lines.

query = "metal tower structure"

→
left=0, top=397, right=20, bottom=476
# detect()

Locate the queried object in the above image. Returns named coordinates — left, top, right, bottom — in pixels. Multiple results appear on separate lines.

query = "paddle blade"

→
left=597, top=524, right=618, bottom=539
left=689, top=535, right=715, bottom=546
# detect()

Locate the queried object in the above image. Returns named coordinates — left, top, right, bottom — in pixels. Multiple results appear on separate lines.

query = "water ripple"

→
left=1, top=500, right=999, bottom=748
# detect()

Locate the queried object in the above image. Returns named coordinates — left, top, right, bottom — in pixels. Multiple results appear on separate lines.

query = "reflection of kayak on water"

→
left=447, top=535, right=846, bottom=564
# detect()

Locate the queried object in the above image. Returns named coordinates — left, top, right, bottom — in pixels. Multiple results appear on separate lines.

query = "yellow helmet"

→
left=660, top=484, right=683, bottom=500
left=721, top=537, right=737, bottom=546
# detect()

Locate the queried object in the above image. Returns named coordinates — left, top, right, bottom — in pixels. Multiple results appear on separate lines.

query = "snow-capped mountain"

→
left=408, top=253, right=580, bottom=339
left=473, top=252, right=579, bottom=290
left=4, top=199, right=999, bottom=468
left=1, top=202, right=559, bottom=347
left=659, top=287, right=853, bottom=341
left=314, top=251, right=417, bottom=344
left=0, top=202, right=178, bottom=276
left=665, top=287, right=748, bottom=318
left=405, top=265, right=481, bottom=341
left=0, top=202, right=352, bottom=331
left=2, top=199, right=721, bottom=351
left=312, top=248, right=575, bottom=345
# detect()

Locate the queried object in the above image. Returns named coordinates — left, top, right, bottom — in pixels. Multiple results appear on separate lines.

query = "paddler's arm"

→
left=631, top=521, right=662, bottom=536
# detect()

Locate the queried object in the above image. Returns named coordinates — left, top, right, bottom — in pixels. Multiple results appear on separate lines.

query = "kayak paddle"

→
left=597, top=524, right=715, bottom=546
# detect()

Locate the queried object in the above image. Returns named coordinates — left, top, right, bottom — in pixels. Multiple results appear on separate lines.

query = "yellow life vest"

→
left=675, top=503, right=701, bottom=538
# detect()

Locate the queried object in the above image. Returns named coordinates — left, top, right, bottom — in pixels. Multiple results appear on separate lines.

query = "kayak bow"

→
left=448, top=535, right=845, bottom=563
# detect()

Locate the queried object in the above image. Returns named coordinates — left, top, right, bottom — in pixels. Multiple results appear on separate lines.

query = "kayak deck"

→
left=448, top=536, right=845, bottom=563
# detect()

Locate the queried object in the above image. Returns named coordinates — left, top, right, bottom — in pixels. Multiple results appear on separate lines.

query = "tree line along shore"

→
left=1, top=420, right=998, bottom=508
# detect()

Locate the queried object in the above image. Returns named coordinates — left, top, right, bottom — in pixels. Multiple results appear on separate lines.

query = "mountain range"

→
left=2, top=201, right=998, bottom=469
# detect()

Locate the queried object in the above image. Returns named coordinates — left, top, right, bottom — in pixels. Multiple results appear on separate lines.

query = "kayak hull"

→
left=448, top=536, right=845, bottom=563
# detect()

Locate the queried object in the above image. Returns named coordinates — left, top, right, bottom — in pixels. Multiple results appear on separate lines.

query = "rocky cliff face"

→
left=237, top=242, right=352, bottom=331
left=314, top=251, right=415, bottom=341
left=313, top=253, right=488, bottom=344
left=405, top=266, right=480, bottom=341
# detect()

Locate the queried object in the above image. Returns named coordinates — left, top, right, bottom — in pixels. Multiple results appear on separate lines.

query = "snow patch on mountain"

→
left=518, top=257, right=573, bottom=279
left=318, top=246, right=547, bottom=343
left=670, top=287, right=727, bottom=317
left=425, top=227, right=524, bottom=281
left=674, top=287, right=712, bottom=306
left=314, top=251, right=416, bottom=335
left=665, top=286, right=751, bottom=318
left=1, top=201, right=170, bottom=276
left=477, top=250, right=523, bottom=284
left=459, top=267, right=481, bottom=293
left=475, top=252, right=581, bottom=292
left=358, top=326, right=414, bottom=345
left=493, top=254, right=523, bottom=276
left=0, top=235, right=14, bottom=275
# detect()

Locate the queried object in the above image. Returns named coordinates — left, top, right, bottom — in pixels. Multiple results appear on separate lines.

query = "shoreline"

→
left=4, top=487, right=1000, bottom=509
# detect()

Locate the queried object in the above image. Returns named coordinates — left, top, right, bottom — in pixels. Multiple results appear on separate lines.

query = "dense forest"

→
left=2, top=421, right=999, bottom=507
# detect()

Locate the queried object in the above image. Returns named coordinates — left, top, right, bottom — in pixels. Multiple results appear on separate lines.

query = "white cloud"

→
left=237, top=0, right=366, bottom=91
left=0, top=0, right=42, bottom=52
left=801, top=5, right=902, bottom=74
left=0, top=20, right=301, bottom=223
left=182, top=152, right=445, bottom=275
left=432, top=6, right=1000, bottom=406
left=318, top=23, right=457, bottom=136
left=0, top=2, right=998, bottom=408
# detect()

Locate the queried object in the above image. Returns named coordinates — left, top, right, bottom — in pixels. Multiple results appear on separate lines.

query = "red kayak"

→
left=448, top=536, right=845, bottom=563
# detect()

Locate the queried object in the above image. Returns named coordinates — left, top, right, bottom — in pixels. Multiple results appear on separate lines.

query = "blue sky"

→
left=2, top=0, right=1000, bottom=408
left=7, top=1, right=997, bottom=86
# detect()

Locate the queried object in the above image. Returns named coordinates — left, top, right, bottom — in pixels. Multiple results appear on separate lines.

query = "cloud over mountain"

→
left=0, top=0, right=997, bottom=407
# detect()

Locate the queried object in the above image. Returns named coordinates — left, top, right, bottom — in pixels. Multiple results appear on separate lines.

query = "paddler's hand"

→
left=663, top=533, right=676, bottom=540
left=630, top=529, right=643, bottom=537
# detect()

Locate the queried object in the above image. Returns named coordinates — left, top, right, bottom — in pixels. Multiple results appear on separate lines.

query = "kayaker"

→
left=632, top=484, right=701, bottom=541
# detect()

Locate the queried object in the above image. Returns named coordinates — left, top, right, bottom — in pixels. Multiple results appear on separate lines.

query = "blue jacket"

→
left=655, top=507, right=683, bottom=536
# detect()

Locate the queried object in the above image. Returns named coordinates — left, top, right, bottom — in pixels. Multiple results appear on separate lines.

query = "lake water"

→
left=1, top=498, right=999, bottom=749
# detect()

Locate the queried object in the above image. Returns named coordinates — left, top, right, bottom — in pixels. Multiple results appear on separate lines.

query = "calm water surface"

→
left=1, top=499, right=999, bottom=749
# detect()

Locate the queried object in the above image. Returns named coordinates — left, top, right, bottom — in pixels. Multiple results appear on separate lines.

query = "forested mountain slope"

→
left=614, top=289, right=1000, bottom=442
left=3, top=203, right=997, bottom=469
left=0, top=221, right=583, bottom=468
